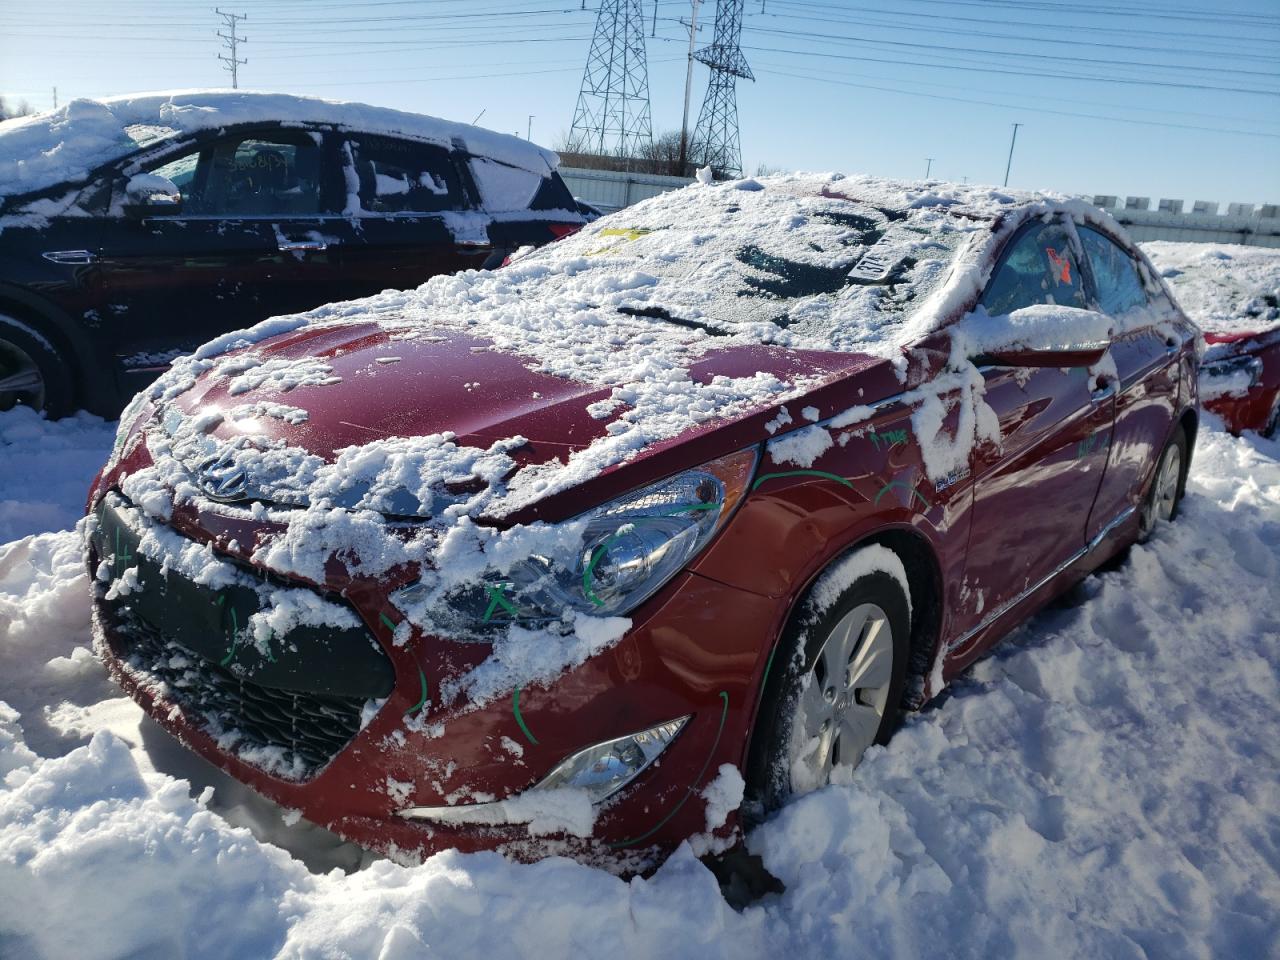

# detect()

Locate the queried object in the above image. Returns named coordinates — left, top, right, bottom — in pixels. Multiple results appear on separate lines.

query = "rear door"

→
left=1077, top=225, right=1181, bottom=539
left=955, top=219, right=1114, bottom=650
left=332, top=133, right=493, bottom=298
left=95, top=126, right=346, bottom=375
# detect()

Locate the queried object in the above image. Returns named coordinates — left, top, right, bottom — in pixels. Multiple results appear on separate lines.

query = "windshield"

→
left=519, top=180, right=975, bottom=354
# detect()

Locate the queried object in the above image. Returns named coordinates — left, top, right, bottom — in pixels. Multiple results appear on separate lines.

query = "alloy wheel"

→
left=1143, top=443, right=1182, bottom=532
left=0, top=338, right=46, bottom=411
left=788, top=601, right=895, bottom=790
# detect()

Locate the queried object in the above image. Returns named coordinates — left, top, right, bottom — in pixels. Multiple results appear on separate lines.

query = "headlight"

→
left=1203, top=354, right=1263, bottom=389
left=395, top=446, right=758, bottom=633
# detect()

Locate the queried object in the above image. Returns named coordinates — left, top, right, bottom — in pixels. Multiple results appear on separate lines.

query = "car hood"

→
left=161, top=319, right=892, bottom=522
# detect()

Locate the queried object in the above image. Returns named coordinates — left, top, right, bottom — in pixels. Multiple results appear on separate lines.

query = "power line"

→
left=753, top=65, right=1280, bottom=140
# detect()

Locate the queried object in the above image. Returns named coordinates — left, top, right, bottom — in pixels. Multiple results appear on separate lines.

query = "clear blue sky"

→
left=2, top=0, right=1277, bottom=204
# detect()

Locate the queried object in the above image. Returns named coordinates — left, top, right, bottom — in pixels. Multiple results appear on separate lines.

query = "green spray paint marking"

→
left=874, top=479, right=931, bottom=510
left=379, top=611, right=397, bottom=633
left=607, top=691, right=730, bottom=849
left=760, top=645, right=779, bottom=691
left=219, top=606, right=240, bottom=666
left=867, top=428, right=909, bottom=451
left=513, top=685, right=539, bottom=745
left=751, top=470, right=853, bottom=492
left=482, top=583, right=518, bottom=622
left=404, top=668, right=429, bottom=717
left=113, top=526, right=133, bottom=577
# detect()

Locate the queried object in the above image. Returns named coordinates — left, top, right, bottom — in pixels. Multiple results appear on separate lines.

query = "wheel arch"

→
left=0, top=284, right=114, bottom=414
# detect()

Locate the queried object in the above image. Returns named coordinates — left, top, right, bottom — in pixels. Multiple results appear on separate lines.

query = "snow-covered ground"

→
left=2, top=400, right=1278, bottom=958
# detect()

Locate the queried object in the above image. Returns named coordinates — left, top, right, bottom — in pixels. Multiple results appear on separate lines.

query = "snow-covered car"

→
left=1143, top=242, right=1280, bottom=437
left=85, top=174, right=1199, bottom=867
left=0, top=91, right=586, bottom=418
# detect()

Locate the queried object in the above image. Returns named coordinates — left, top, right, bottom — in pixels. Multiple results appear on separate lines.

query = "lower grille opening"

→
left=109, top=608, right=368, bottom=782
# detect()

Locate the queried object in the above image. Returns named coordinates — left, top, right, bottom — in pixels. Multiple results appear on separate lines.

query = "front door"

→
left=95, top=127, right=345, bottom=381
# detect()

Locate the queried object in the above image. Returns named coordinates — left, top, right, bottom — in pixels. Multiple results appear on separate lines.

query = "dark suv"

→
left=0, top=91, right=585, bottom=417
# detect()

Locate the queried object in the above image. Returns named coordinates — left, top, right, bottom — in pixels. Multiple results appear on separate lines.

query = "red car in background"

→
left=1144, top=241, right=1280, bottom=437
left=86, top=175, right=1198, bottom=868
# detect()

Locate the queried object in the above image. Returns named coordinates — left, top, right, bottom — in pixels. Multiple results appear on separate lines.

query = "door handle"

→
left=1091, top=379, right=1118, bottom=404
left=277, top=239, right=330, bottom=252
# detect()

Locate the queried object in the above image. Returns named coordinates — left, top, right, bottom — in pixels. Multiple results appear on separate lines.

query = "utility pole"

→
left=1003, top=122, right=1022, bottom=187
left=924, top=157, right=934, bottom=179
left=527, top=115, right=535, bottom=140
left=677, top=0, right=702, bottom=176
left=216, top=9, right=248, bottom=89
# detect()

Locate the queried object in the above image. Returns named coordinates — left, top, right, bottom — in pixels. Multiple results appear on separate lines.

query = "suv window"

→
left=982, top=221, right=1088, bottom=315
left=145, top=133, right=323, bottom=216
left=1079, top=226, right=1149, bottom=316
left=345, top=135, right=461, bottom=214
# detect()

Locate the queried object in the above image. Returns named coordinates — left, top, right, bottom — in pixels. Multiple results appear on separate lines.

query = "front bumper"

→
left=87, top=489, right=780, bottom=865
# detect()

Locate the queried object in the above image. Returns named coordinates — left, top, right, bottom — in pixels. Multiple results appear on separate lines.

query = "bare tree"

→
left=0, top=96, right=35, bottom=121
left=554, top=129, right=733, bottom=180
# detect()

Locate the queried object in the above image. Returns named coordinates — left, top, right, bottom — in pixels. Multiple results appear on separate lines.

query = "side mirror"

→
left=982, top=343, right=1109, bottom=368
left=124, top=173, right=182, bottom=217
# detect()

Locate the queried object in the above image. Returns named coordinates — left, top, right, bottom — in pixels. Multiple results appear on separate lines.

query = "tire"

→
left=746, top=547, right=911, bottom=815
left=1138, top=424, right=1187, bottom=542
left=0, top=313, right=73, bottom=418
left=1265, top=396, right=1280, bottom=440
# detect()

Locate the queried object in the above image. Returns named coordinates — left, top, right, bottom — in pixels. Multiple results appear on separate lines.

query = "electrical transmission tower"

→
left=216, top=9, right=247, bottom=89
left=567, top=0, right=653, bottom=161
left=691, top=0, right=753, bottom=179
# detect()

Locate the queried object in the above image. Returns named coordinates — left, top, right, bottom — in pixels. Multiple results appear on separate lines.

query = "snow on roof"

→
left=1141, top=241, right=1280, bottom=340
left=0, top=89, right=558, bottom=203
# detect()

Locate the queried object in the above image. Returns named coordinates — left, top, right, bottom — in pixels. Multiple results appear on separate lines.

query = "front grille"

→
left=112, top=610, right=366, bottom=781
left=90, top=491, right=393, bottom=782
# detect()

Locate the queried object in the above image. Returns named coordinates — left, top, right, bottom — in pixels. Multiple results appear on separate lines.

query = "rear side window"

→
left=982, top=221, right=1088, bottom=315
left=529, top=171, right=577, bottom=212
left=345, top=135, right=461, bottom=214
left=1079, top=226, right=1149, bottom=316
left=469, top=157, right=545, bottom=211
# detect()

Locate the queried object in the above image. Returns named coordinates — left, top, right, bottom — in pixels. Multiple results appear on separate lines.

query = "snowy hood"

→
left=0, top=89, right=558, bottom=203
left=152, top=318, right=881, bottom=523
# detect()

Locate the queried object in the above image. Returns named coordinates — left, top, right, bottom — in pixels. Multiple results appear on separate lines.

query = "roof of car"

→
left=0, top=89, right=559, bottom=203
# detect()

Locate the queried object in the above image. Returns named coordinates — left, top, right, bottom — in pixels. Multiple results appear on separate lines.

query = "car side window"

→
left=345, top=135, right=461, bottom=214
left=981, top=221, right=1088, bottom=315
left=1079, top=226, right=1150, bottom=316
left=199, top=135, right=323, bottom=216
left=142, top=134, right=323, bottom=216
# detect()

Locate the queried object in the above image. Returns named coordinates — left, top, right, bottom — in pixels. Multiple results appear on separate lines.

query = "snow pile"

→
left=1142, top=241, right=1280, bottom=343
left=3, top=407, right=1278, bottom=957
left=0, top=89, right=557, bottom=204
left=0, top=408, right=115, bottom=543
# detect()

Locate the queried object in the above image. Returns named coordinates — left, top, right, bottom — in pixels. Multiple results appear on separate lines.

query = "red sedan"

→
left=86, top=175, right=1199, bottom=867
left=1143, top=241, right=1280, bottom=437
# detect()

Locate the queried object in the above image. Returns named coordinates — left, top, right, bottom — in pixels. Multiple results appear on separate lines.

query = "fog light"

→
left=533, top=716, right=689, bottom=804
left=396, top=716, right=691, bottom=826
